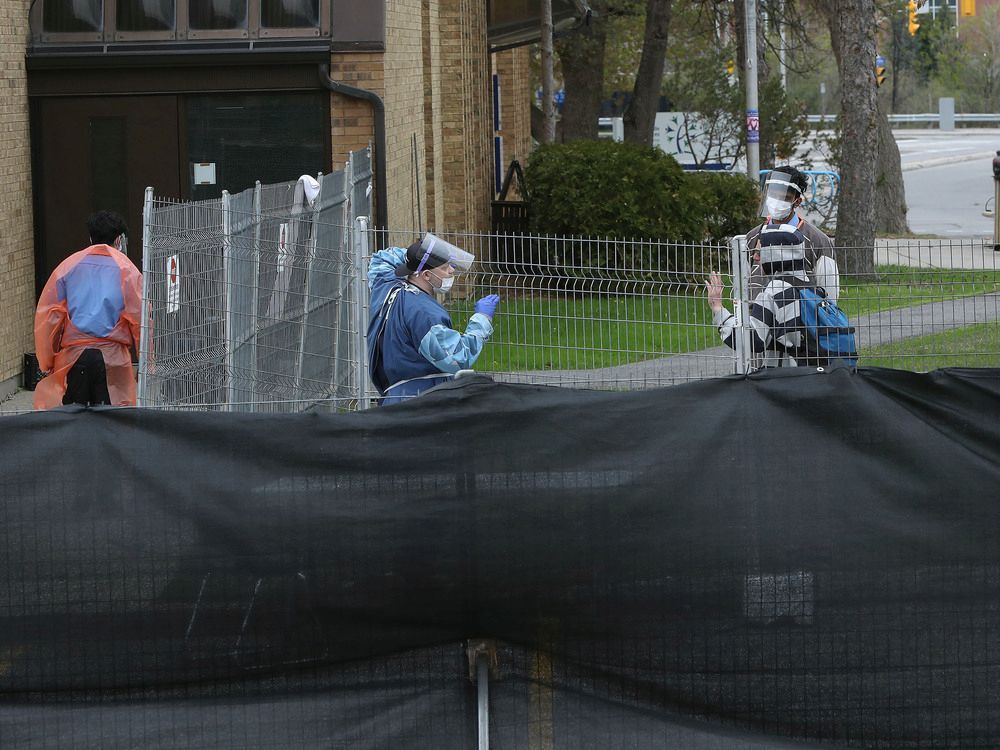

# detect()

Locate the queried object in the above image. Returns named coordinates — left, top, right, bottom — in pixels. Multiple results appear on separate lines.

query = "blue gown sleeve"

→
left=368, top=247, right=408, bottom=287
left=417, top=313, right=494, bottom=373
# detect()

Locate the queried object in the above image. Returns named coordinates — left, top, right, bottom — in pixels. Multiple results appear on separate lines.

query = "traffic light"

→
left=959, top=0, right=975, bottom=17
left=907, top=0, right=920, bottom=36
left=875, top=61, right=887, bottom=88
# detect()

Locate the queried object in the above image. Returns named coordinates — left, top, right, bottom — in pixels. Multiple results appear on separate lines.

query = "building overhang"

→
left=488, top=0, right=593, bottom=53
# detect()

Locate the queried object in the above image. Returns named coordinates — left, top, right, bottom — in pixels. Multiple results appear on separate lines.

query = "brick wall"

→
left=421, top=0, right=440, bottom=230
left=328, top=1, right=495, bottom=237
left=432, top=0, right=491, bottom=233
left=384, top=0, right=426, bottom=234
left=0, top=0, right=35, bottom=393
left=493, top=47, right=532, bottom=200
left=327, top=51, right=384, bottom=183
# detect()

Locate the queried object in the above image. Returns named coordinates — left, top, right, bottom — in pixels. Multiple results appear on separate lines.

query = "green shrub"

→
left=525, top=140, right=760, bottom=244
left=686, top=170, right=760, bottom=243
left=525, top=140, right=703, bottom=242
left=522, top=140, right=759, bottom=281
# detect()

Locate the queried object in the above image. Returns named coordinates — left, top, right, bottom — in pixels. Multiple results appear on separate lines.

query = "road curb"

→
left=902, top=151, right=998, bottom=172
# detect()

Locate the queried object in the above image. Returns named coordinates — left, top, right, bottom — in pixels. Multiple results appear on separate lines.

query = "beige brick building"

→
left=0, top=0, right=35, bottom=397
left=0, top=0, right=544, bottom=396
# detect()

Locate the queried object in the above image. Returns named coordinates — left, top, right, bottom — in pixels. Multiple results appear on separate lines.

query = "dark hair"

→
left=395, top=239, right=448, bottom=277
left=86, top=210, right=128, bottom=246
left=770, top=165, right=808, bottom=196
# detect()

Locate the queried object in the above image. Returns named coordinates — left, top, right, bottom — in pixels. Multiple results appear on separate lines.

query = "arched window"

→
left=32, top=0, right=330, bottom=44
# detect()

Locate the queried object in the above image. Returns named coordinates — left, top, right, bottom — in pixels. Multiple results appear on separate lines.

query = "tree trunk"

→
left=555, top=6, right=609, bottom=142
left=540, top=0, right=557, bottom=144
left=874, top=101, right=909, bottom=235
left=819, top=0, right=878, bottom=277
left=623, top=0, right=673, bottom=144
left=531, top=104, right=562, bottom=143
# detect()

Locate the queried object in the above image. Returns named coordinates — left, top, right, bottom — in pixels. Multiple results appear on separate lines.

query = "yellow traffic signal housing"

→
left=959, top=0, right=975, bottom=16
left=875, top=64, right=887, bottom=87
left=908, top=0, right=920, bottom=35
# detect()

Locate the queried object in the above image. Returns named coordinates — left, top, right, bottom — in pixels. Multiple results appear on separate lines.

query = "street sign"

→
left=746, top=109, right=760, bottom=145
left=875, top=55, right=887, bottom=87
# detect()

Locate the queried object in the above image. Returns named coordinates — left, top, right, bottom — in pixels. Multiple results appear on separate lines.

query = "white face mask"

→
left=765, top=197, right=794, bottom=219
left=428, top=271, right=454, bottom=293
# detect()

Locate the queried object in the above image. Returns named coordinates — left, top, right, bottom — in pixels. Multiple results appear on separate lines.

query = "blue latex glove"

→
left=474, top=294, right=500, bottom=318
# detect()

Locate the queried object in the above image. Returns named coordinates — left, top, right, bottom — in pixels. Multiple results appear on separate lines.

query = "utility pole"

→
left=744, top=0, right=760, bottom=183
left=540, top=0, right=557, bottom=144
left=778, top=0, right=787, bottom=91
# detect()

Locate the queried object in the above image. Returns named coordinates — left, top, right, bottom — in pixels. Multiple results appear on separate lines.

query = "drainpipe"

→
left=319, top=63, right=388, bottom=247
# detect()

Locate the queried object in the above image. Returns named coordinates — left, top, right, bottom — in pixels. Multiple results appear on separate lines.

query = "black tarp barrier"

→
left=2, top=367, right=1000, bottom=749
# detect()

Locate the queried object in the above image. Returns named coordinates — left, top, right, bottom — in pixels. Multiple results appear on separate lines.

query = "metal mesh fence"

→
left=373, top=231, right=999, bottom=396
left=139, top=149, right=371, bottom=412
left=139, top=204, right=999, bottom=412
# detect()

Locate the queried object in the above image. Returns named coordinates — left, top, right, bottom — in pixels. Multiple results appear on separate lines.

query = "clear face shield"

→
left=397, top=233, right=475, bottom=289
left=758, top=171, right=803, bottom=220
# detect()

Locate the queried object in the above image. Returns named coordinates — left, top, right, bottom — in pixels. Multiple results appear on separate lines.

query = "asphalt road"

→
left=799, top=128, right=1000, bottom=238
left=903, top=154, right=997, bottom=237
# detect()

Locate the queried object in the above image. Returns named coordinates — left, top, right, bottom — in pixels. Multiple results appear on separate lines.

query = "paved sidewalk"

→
left=498, top=291, right=1000, bottom=390
left=0, top=387, right=36, bottom=415
left=876, top=238, right=1000, bottom=270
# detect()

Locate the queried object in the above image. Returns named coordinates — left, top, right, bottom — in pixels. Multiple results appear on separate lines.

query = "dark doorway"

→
left=32, top=95, right=181, bottom=294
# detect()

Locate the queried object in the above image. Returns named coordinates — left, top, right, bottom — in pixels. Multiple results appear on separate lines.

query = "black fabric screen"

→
left=2, top=368, right=1000, bottom=748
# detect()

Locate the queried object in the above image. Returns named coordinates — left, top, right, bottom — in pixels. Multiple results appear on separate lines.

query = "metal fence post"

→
left=729, top=234, right=751, bottom=374
left=251, top=183, right=262, bottom=409
left=466, top=640, right=493, bottom=750
left=222, top=189, right=235, bottom=412
left=137, top=186, right=154, bottom=407
left=294, top=180, right=323, bottom=401
left=477, top=652, right=490, bottom=750
left=353, top=215, right=371, bottom=408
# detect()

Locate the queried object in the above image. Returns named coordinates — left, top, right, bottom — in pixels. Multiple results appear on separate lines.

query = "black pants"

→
left=63, top=348, right=111, bottom=406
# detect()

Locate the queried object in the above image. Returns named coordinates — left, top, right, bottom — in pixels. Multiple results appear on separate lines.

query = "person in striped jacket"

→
left=706, top=223, right=814, bottom=370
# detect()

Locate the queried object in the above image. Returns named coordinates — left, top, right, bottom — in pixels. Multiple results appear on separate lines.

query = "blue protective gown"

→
left=367, top=247, right=493, bottom=405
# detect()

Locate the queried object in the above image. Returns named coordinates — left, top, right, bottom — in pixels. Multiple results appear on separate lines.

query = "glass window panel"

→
left=189, top=0, right=247, bottom=29
left=90, top=118, right=128, bottom=217
left=117, top=0, right=175, bottom=31
left=43, top=0, right=103, bottom=33
left=260, top=0, right=318, bottom=28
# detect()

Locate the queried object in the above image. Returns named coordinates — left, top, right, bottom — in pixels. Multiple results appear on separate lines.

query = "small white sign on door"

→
left=193, top=162, right=216, bottom=185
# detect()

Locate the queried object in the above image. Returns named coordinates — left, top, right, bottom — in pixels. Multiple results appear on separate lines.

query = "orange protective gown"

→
left=33, top=244, right=144, bottom=410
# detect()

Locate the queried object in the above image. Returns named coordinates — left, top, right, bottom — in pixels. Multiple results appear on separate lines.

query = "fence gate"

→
left=138, top=149, right=372, bottom=412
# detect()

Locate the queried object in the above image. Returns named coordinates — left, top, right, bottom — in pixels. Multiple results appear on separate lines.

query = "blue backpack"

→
left=785, top=278, right=858, bottom=367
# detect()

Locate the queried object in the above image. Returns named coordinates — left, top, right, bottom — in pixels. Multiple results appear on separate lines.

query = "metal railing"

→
left=141, top=207, right=999, bottom=411
left=138, top=149, right=373, bottom=412
left=807, top=113, right=1000, bottom=126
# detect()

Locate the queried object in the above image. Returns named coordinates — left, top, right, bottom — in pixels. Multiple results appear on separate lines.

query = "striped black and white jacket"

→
left=712, top=270, right=812, bottom=368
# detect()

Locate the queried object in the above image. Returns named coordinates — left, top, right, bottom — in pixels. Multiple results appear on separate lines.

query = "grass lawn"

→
left=447, top=265, right=998, bottom=372
left=861, top=323, right=1000, bottom=370
left=837, top=265, right=999, bottom=319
